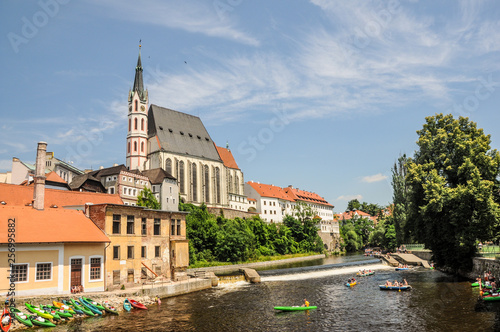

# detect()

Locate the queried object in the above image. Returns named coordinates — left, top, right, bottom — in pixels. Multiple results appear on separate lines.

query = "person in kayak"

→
left=302, top=299, right=309, bottom=307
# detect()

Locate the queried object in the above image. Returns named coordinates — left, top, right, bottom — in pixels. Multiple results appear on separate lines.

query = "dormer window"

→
left=188, top=133, right=193, bottom=138
left=205, top=137, right=209, bottom=141
left=180, top=131, right=184, bottom=135
left=159, top=126, right=163, bottom=130
left=168, top=129, right=173, bottom=133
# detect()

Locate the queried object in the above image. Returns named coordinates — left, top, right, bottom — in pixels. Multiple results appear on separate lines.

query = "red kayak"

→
left=128, top=299, right=148, bottom=310
left=0, top=307, right=12, bottom=332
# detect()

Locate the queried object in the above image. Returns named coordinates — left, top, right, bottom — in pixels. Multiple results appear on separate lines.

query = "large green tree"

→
left=392, top=154, right=409, bottom=244
left=406, top=114, right=500, bottom=271
left=137, top=187, right=160, bottom=209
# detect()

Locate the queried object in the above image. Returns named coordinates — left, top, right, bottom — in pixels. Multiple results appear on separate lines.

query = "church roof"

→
left=148, top=104, right=222, bottom=162
left=141, top=168, right=176, bottom=184
left=216, top=146, right=239, bottom=170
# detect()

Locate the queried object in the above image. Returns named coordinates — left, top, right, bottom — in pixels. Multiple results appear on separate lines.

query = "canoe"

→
left=82, top=297, right=106, bottom=311
left=471, top=282, right=492, bottom=289
left=41, top=305, right=61, bottom=320
left=128, top=299, right=148, bottom=310
left=69, top=299, right=95, bottom=316
left=10, top=307, right=33, bottom=328
left=123, top=299, right=132, bottom=312
left=48, top=305, right=73, bottom=318
left=0, top=307, right=12, bottom=332
left=29, top=315, right=56, bottom=328
left=274, top=306, right=318, bottom=311
left=102, top=301, right=119, bottom=315
left=379, top=285, right=412, bottom=291
left=395, top=268, right=409, bottom=271
left=53, top=301, right=76, bottom=314
left=483, top=294, right=500, bottom=302
left=25, top=303, right=53, bottom=319
left=79, top=298, right=102, bottom=315
left=346, top=281, right=357, bottom=287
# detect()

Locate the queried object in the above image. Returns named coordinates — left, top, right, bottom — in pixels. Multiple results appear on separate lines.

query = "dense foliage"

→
left=405, top=114, right=500, bottom=271
left=180, top=203, right=324, bottom=265
left=137, top=187, right=160, bottom=209
left=346, top=199, right=384, bottom=216
left=392, top=154, right=409, bottom=245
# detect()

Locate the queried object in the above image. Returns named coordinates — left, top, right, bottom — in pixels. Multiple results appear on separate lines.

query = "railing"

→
left=402, top=244, right=428, bottom=251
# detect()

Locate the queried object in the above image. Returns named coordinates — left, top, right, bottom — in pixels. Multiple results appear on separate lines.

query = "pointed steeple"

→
left=133, top=43, right=144, bottom=95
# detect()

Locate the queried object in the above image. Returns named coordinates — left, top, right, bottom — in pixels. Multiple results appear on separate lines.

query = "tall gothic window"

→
left=229, top=174, right=233, bottom=193
left=141, top=141, right=144, bottom=152
left=134, top=100, right=138, bottom=112
left=235, top=175, right=239, bottom=195
left=128, top=119, right=131, bottom=131
left=215, top=167, right=221, bottom=204
left=127, top=142, right=130, bottom=154
left=134, top=141, right=137, bottom=152
left=192, top=163, right=197, bottom=202
left=141, top=118, right=144, bottom=131
left=134, top=118, right=138, bottom=130
left=204, top=165, right=210, bottom=203
left=179, top=161, right=185, bottom=194
left=166, top=158, right=172, bottom=174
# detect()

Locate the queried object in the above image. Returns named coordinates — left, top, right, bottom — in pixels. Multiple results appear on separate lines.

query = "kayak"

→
left=274, top=306, right=318, bottom=311
left=346, top=281, right=357, bottom=287
left=123, top=299, right=132, bottom=312
left=379, top=285, right=412, bottom=291
left=483, top=294, right=500, bottom=302
left=10, top=307, right=33, bottom=328
left=395, top=268, right=409, bottom=271
left=70, top=299, right=95, bottom=316
left=25, top=303, right=53, bottom=319
left=48, top=305, right=73, bottom=318
left=82, top=297, right=106, bottom=311
left=102, top=301, right=119, bottom=315
left=129, top=299, right=148, bottom=310
left=79, top=298, right=102, bottom=315
left=40, top=305, right=61, bottom=320
left=357, top=272, right=375, bottom=277
left=0, top=307, right=11, bottom=332
left=471, top=282, right=492, bottom=289
left=53, top=301, right=76, bottom=314
left=29, top=315, right=56, bottom=328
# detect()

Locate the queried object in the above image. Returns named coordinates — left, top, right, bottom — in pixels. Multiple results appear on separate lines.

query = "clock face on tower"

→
left=141, top=105, right=146, bottom=112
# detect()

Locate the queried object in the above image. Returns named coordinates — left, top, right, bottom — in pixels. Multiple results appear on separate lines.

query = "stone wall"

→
left=468, top=257, right=500, bottom=280
left=411, top=250, right=433, bottom=261
left=318, top=232, right=341, bottom=252
left=207, top=207, right=258, bottom=220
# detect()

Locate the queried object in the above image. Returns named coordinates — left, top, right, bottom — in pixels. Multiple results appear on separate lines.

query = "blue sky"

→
left=1, top=0, right=500, bottom=212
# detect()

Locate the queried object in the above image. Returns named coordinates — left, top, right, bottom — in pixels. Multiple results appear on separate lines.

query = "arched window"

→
left=204, top=165, right=210, bottom=203
left=192, top=163, right=197, bottom=202
left=134, top=141, right=137, bottom=152
left=229, top=174, right=233, bottom=193
left=179, top=161, right=185, bottom=194
left=215, top=167, right=221, bottom=204
left=166, top=158, right=172, bottom=174
left=134, top=100, right=138, bottom=112
left=127, top=142, right=130, bottom=153
left=134, top=118, right=138, bottom=130
left=141, top=118, right=144, bottom=131
left=128, top=119, right=131, bottom=131
left=235, top=175, right=239, bottom=195
left=140, top=142, right=144, bottom=152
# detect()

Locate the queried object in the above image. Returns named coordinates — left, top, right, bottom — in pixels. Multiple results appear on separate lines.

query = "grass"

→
left=188, top=252, right=322, bottom=269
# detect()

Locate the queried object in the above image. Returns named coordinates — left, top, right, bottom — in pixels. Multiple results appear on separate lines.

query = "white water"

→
left=261, top=263, right=393, bottom=282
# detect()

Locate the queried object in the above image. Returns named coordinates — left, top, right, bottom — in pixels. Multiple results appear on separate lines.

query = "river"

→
left=49, top=254, right=500, bottom=331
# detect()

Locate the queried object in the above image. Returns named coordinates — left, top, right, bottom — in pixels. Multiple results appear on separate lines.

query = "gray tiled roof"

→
left=141, top=168, right=176, bottom=184
left=148, top=104, right=221, bottom=162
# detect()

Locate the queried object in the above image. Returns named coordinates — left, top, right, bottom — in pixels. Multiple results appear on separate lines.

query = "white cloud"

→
left=337, top=194, right=363, bottom=201
left=361, top=173, right=388, bottom=183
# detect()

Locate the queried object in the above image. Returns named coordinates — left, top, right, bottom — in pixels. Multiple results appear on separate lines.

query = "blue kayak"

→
left=379, top=285, right=411, bottom=291
left=79, top=297, right=102, bottom=315
left=395, top=268, right=409, bottom=271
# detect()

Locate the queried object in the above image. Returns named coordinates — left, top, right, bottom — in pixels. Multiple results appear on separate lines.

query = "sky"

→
left=1, top=0, right=500, bottom=213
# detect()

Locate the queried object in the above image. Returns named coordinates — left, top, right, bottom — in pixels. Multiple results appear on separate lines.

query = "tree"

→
left=391, top=154, right=409, bottom=245
left=346, top=199, right=361, bottom=212
left=137, top=187, right=160, bottom=209
left=292, top=201, right=316, bottom=222
left=406, top=114, right=500, bottom=271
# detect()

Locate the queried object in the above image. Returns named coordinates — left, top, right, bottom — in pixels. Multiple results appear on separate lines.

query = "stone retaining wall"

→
left=467, top=257, right=500, bottom=280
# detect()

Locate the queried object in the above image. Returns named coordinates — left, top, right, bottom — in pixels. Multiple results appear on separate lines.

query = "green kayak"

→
left=10, top=308, right=33, bottom=327
left=82, top=297, right=106, bottom=311
left=25, top=303, right=53, bottom=319
left=29, top=315, right=56, bottom=327
left=274, top=306, right=317, bottom=311
left=71, top=299, right=96, bottom=316
left=471, top=282, right=492, bottom=289
left=48, top=305, right=73, bottom=318
left=483, top=294, right=500, bottom=302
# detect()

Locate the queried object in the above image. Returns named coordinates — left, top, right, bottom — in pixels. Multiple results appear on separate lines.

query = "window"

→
left=12, top=264, right=28, bottom=282
left=154, top=218, right=161, bottom=235
left=113, top=246, right=120, bottom=259
left=127, top=215, right=135, bottom=234
left=177, top=219, right=181, bottom=236
left=192, top=163, right=197, bottom=201
left=90, top=258, right=101, bottom=280
left=235, top=175, right=239, bottom=194
left=171, top=220, right=175, bottom=236
left=109, top=187, right=115, bottom=194
left=264, top=201, right=266, bottom=205
left=264, top=210, right=267, bottom=214
left=166, top=158, right=172, bottom=174
left=134, top=141, right=137, bottom=152
left=36, top=263, right=51, bottom=281
left=134, top=99, right=138, bottom=112
left=204, top=165, right=210, bottom=202
left=128, top=118, right=131, bottom=131
left=134, top=117, right=138, bottom=130
left=141, top=246, right=146, bottom=258
left=179, top=161, right=185, bottom=194
left=127, top=246, right=134, bottom=259
left=127, top=142, right=130, bottom=154
left=155, top=246, right=161, bottom=257
left=215, top=167, right=221, bottom=204
left=141, top=218, right=147, bottom=235
left=141, top=142, right=144, bottom=152
left=112, top=214, right=121, bottom=234
left=141, top=118, right=144, bottom=131
left=122, top=176, right=126, bottom=181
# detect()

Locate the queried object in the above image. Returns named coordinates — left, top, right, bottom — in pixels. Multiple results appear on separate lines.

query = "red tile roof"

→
left=283, top=187, right=333, bottom=207
left=216, top=146, right=239, bottom=170
left=246, top=181, right=294, bottom=201
left=338, top=210, right=377, bottom=221
left=0, top=206, right=110, bottom=244
left=45, top=171, right=67, bottom=184
left=0, top=183, right=123, bottom=207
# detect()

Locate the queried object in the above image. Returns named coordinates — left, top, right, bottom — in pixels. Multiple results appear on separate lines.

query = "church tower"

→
left=126, top=44, right=149, bottom=170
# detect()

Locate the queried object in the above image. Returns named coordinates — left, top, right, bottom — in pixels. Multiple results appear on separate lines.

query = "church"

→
left=126, top=48, right=246, bottom=210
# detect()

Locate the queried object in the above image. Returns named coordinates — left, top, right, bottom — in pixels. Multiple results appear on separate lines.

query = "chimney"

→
left=33, top=141, right=47, bottom=210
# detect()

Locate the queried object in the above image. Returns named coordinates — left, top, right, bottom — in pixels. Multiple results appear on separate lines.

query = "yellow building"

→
left=86, top=204, right=189, bottom=289
left=0, top=206, right=110, bottom=296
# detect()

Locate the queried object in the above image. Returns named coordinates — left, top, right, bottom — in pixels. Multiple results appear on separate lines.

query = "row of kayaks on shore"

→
left=470, top=281, right=500, bottom=301
left=0, top=297, right=148, bottom=330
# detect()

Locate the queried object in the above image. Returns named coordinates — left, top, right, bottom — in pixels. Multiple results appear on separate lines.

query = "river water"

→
left=50, top=254, right=500, bottom=331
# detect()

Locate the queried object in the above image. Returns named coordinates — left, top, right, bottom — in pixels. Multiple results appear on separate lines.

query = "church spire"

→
left=133, top=41, right=144, bottom=94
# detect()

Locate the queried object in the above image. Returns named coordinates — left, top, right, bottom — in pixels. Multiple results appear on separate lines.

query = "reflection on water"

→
left=50, top=255, right=500, bottom=331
